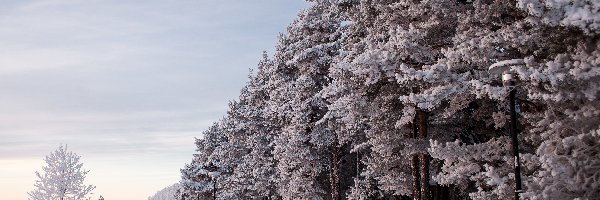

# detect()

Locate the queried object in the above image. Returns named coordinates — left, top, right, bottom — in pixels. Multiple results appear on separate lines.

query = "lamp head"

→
left=488, top=59, right=524, bottom=76
left=503, top=72, right=515, bottom=87
left=488, top=59, right=524, bottom=87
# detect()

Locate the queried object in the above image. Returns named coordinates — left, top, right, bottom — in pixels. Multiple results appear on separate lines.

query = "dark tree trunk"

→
left=412, top=155, right=421, bottom=200
left=432, top=185, right=440, bottom=200
left=329, top=141, right=341, bottom=200
left=418, top=110, right=430, bottom=200
left=411, top=116, right=421, bottom=200
left=419, top=155, right=430, bottom=200
left=431, top=160, right=452, bottom=200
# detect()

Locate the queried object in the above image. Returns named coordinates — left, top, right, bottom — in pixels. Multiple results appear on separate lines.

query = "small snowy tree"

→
left=179, top=123, right=224, bottom=200
left=28, top=145, right=95, bottom=200
left=148, top=183, right=180, bottom=200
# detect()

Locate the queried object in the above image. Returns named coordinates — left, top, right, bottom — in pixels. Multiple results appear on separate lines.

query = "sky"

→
left=0, top=1, right=308, bottom=199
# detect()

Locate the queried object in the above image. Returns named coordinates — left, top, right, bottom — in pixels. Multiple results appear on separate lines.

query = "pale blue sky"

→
left=0, top=1, right=308, bottom=199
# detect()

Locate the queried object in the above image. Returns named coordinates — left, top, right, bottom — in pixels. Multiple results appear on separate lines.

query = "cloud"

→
left=0, top=0, right=309, bottom=199
left=0, top=109, right=218, bottom=158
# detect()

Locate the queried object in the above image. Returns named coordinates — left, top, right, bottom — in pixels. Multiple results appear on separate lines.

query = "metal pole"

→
left=213, top=179, right=217, bottom=200
left=509, top=88, right=523, bottom=200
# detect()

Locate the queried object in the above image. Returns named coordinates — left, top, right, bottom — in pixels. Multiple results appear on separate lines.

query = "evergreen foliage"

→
left=148, top=183, right=180, bottom=200
left=179, top=0, right=600, bottom=199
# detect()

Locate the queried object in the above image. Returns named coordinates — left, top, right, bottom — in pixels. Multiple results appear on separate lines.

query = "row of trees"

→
left=148, top=183, right=181, bottom=200
left=179, top=0, right=599, bottom=199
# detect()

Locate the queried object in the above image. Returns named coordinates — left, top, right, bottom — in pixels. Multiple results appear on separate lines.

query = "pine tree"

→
left=227, top=53, right=279, bottom=199
left=148, top=183, right=180, bottom=200
left=179, top=123, right=225, bottom=200
left=28, top=145, right=95, bottom=200
left=269, top=1, right=346, bottom=199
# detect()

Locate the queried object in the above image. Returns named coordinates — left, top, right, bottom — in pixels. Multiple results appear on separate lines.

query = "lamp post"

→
left=208, top=171, right=221, bottom=200
left=489, top=59, right=524, bottom=200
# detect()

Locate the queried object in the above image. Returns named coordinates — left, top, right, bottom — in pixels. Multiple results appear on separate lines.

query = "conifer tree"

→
left=228, top=53, right=279, bottom=199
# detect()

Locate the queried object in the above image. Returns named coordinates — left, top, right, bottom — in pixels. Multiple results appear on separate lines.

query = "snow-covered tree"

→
left=179, top=123, right=225, bottom=200
left=268, top=1, right=352, bottom=199
left=28, top=145, right=95, bottom=200
left=225, top=53, right=280, bottom=199
left=427, top=0, right=600, bottom=198
left=149, top=183, right=180, bottom=200
left=179, top=0, right=600, bottom=199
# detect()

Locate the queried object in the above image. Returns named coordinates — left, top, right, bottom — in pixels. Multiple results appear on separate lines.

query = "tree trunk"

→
left=329, top=141, right=341, bottom=200
left=420, top=154, right=430, bottom=200
left=431, top=160, right=452, bottom=200
left=411, top=117, right=421, bottom=200
left=412, top=155, right=421, bottom=200
left=432, top=185, right=440, bottom=200
left=418, top=110, right=430, bottom=200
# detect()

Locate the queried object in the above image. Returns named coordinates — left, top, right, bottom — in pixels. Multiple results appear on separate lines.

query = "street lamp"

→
left=489, top=59, right=524, bottom=200
left=208, top=171, right=221, bottom=200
